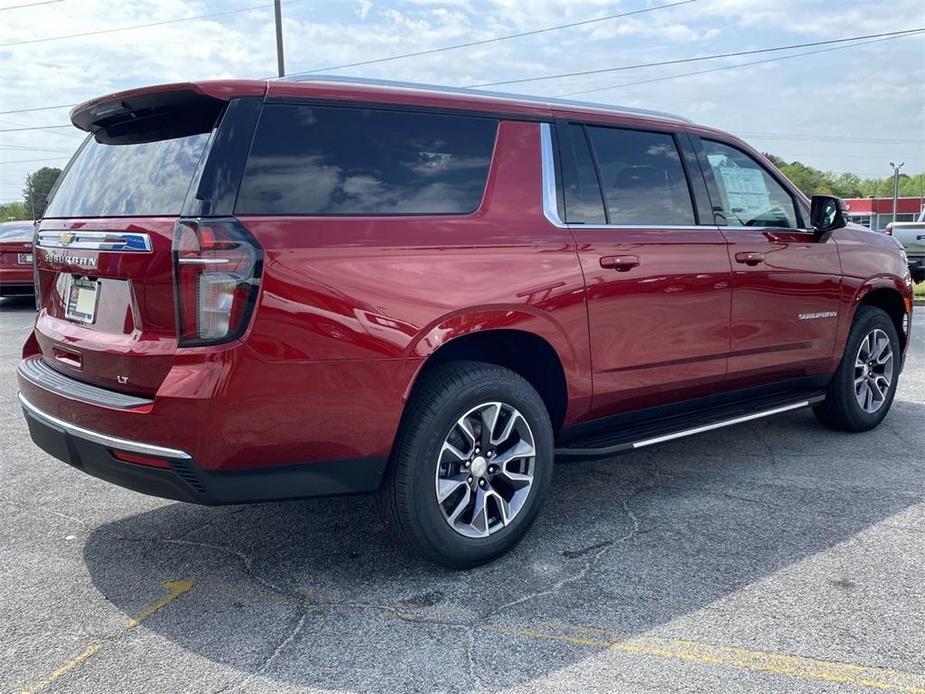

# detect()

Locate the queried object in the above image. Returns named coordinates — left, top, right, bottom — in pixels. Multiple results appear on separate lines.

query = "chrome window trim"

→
left=569, top=224, right=712, bottom=231
left=37, top=230, right=152, bottom=252
left=539, top=123, right=717, bottom=232
left=539, top=123, right=567, bottom=228
left=19, top=393, right=192, bottom=460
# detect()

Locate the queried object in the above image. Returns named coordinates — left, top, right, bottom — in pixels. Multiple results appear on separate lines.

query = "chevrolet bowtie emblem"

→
left=59, top=232, right=74, bottom=246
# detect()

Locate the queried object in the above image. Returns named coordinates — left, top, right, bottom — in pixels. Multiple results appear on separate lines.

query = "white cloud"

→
left=1, top=0, right=923, bottom=204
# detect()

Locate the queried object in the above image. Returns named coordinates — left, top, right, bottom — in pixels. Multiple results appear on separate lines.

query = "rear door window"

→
left=559, top=124, right=606, bottom=224
left=236, top=104, right=498, bottom=216
left=701, top=139, right=799, bottom=229
left=44, top=133, right=211, bottom=218
left=586, top=126, right=695, bottom=226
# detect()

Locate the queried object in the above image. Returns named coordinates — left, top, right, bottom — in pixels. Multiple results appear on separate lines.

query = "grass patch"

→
left=915, top=281, right=925, bottom=300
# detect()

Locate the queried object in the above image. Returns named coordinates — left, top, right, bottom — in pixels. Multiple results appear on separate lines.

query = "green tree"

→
left=762, top=154, right=923, bottom=201
left=23, top=166, right=62, bottom=219
left=0, top=200, right=29, bottom=221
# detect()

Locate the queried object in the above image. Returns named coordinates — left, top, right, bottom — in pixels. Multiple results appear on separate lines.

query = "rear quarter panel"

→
left=235, top=120, right=592, bottom=462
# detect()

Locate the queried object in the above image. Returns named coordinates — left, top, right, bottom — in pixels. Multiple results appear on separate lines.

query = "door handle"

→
left=734, top=251, right=765, bottom=266
left=600, top=255, right=640, bottom=271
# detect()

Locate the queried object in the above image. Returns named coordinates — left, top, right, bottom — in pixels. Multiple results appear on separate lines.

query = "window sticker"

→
left=713, top=161, right=770, bottom=217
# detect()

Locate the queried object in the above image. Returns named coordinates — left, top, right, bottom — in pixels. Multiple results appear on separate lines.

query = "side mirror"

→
left=810, top=195, right=847, bottom=238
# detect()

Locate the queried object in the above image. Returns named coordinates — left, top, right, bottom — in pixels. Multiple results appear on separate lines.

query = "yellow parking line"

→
left=20, top=644, right=102, bottom=694
left=126, top=579, right=193, bottom=628
left=489, top=623, right=925, bottom=694
left=20, top=579, right=193, bottom=694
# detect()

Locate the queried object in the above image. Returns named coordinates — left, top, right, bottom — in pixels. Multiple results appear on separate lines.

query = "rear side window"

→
left=45, top=133, right=211, bottom=218
left=560, top=124, right=606, bottom=224
left=586, top=126, right=695, bottom=226
left=236, top=105, right=498, bottom=215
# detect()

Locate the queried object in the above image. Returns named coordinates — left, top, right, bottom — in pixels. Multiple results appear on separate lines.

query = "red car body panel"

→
left=720, top=228, right=844, bottom=386
left=572, top=225, right=732, bottom=420
left=17, top=79, right=914, bottom=500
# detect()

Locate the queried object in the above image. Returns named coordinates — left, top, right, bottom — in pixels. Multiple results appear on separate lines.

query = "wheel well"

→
left=413, top=330, right=569, bottom=434
left=858, top=288, right=908, bottom=349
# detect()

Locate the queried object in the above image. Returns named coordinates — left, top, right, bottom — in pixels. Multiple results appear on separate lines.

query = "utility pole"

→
left=274, top=0, right=285, bottom=78
left=890, top=161, right=904, bottom=224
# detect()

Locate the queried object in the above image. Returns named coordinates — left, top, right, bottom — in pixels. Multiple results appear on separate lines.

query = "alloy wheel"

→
left=434, top=401, right=536, bottom=538
left=854, top=328, right=894, bottom=414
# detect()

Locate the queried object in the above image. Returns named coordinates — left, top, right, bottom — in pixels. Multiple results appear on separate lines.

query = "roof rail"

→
left=275, top=74, right=692, bottom=123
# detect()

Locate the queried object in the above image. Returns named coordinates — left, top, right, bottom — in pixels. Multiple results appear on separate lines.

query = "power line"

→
left=0, top=103, right=77, bottom=115
left=0, top=124, right=72, bottom=132
left=0, top=0, right=303, bottom=48
left=0, top=156, right=70, bottom=164
left=0, top=0, right=63, bottom=10
left=0, top=0, right=699, bottom=116
left=467, top=27, right=925, bottom=88
left=0, top=144, right=75, bottom=153
left=557, top=31, right=923, bottom=97
left=283, top=0, right=699, bottom=77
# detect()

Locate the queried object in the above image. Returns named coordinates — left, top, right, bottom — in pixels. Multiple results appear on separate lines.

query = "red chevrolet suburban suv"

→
left=18, top=77, right=913, bottom=568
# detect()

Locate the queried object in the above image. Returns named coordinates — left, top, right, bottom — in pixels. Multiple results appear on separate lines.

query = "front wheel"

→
left=378, top=361, right=553, bottom=569
left=814, top=306, right=901, bottom=432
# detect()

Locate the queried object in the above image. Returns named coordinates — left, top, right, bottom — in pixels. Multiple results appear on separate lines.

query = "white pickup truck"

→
left=887, top=209, right=925, bottom=283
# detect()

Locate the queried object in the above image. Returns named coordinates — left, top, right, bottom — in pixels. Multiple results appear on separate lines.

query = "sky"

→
left=1, top=0, right=924, bottom=204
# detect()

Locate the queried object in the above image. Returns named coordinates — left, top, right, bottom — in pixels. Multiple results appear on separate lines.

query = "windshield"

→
left=44, top=132, right=211, bottom=218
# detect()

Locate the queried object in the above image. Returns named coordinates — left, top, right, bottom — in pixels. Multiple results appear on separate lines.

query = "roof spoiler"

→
left=70, top=81, right=267, bottom=144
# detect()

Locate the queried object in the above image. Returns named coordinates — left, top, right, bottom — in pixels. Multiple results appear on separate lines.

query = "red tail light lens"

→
left=172, top=218, right=262, bottom=346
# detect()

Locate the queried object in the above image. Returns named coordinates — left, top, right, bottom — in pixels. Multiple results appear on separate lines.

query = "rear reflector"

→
left=110, top=450, right=172, bottom=469
left=172, top=218, right=262, bottom=346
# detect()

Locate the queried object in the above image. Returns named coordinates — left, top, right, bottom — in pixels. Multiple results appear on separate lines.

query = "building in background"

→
left=843, top=196, right=925, bottom=231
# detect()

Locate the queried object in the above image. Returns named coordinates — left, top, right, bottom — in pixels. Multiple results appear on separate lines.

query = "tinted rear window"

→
left=236, top=104, right=498, bottom=215
left=560, top=124, right=606, bottom=224
left=44, top=132, right=210, bottom=218
left=586, top=126, right=694, bottom=226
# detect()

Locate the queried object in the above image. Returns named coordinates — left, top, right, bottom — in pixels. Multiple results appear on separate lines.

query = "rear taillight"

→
left=172, top=218, right=262, bottom=346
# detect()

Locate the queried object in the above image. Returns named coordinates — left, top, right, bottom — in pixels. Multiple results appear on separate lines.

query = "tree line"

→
left=764, top=155, right=925, bottom=200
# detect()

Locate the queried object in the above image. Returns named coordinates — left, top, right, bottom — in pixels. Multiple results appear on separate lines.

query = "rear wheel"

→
left=814, top=306, right=901, bottom=432
left=378, top=361, right=553, bottom=568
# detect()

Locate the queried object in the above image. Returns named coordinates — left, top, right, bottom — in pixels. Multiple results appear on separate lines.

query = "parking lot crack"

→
left=465, top=625, right=485, bottom=692
left=115, top=535, right=301, bottom=603
left=482, top=494, right=641, bottom=621
left=216, top=611, right=310, bottom=693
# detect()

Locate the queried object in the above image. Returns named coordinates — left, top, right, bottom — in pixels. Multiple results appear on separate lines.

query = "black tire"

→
left=813, top=306, right=901, bottom=432
left=377, top=361, right=554, bottom=569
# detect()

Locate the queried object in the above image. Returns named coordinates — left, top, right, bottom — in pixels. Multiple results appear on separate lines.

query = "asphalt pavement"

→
left=1, top=296, right=923, bottom=693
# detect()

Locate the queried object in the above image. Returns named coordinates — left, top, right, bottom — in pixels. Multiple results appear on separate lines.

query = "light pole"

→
left=889, top=161, right=904, bottom=225
left=274, top=0, right=285, bottom=78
